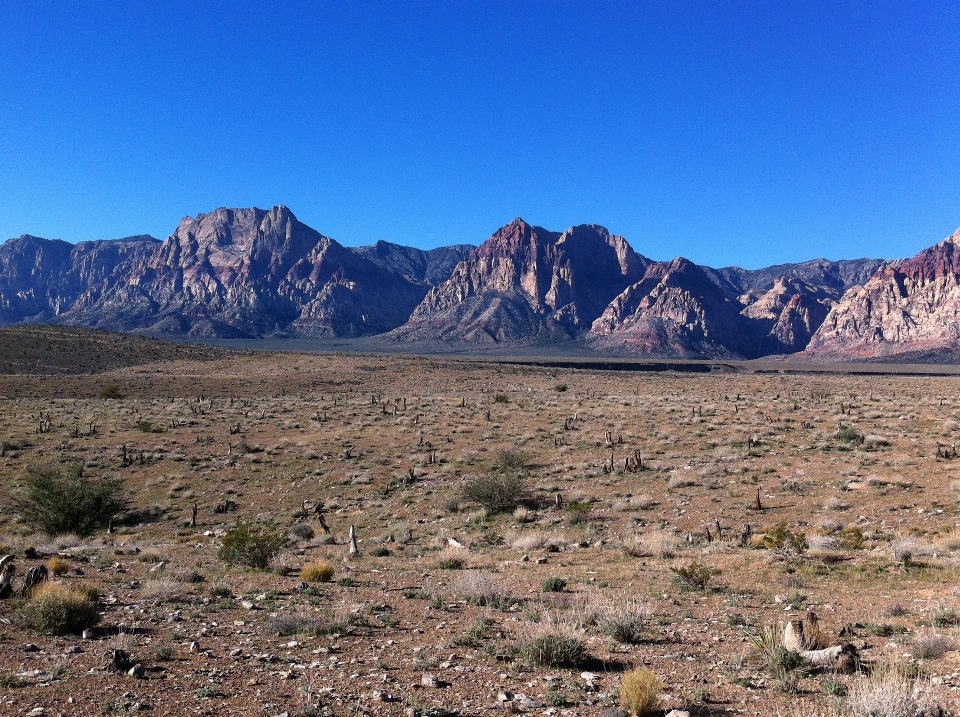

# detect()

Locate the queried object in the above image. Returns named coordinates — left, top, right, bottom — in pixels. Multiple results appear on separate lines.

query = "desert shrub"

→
left=760, top=523, right=808, bottom=553
left=135, top=420, right=163, bottom=433
left=751, top=624, right=809, bottom=694
left=619, top=667, right=661, bottom=716
left=837, top=526, right=865, bottom=550
left=268, top=611, right=350, bottom=637
left=521, top=631, right=589, bottom=668
left=622, top=530, right=676, bottom=559
left=493, top=448, right=528, bottom=473
left=450, top=571, right=515, bottom=610
left=98, top=384, right=124, bottom=399
left=929, top=605, right=960, bottom=627
left=300, top=560, right=335, bottom=583
left=554, top=383, right=568, bottom=392
left=47, top=556, right=70, bottom=576
left=450, top=616, right=497, bottom=648
left=541, top=576, right=567, bottom=593
left=844, top=662, right=945, bottom=717
left=437, top=548, right=466, bottom=570
left=911, top=633, right=953, bottom=660
left=670, top=561, right=720, bottom=591
left=890, top=536, right=936, bottom=566
left=219, top=521, right=290, bottom=570
left=461, top=473, right=529, bottom=514
left=14, top=583, right=100, bottom=635
left=512, top=505, right=534, bottom=523
left=289, top=523, right=315, bottom=540
left=15, top=463, right=127, bottom=536
left=493, top=393, right=509, bottom=403
left=597, top=597, right=651, bottom=644
left=836, top=425, right=864, bottom=444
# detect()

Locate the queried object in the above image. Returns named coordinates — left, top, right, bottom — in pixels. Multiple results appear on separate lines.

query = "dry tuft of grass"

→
left=300, top=560, right=335, bottom=583
left=619, top=667, right=661, bottom=716
left=14, top=582, right=100, bottom=636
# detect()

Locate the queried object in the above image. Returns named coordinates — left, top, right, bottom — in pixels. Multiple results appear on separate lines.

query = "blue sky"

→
left=1, top=1, right=958, bottom=268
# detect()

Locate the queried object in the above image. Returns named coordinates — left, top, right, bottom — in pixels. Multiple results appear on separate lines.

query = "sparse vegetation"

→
left=619, top=667, right=661, bottom=716
left=0, top=339, right=958, bottom=715
left=219, top=521, right=290, bottom=570
left=14, top=582, right=100, bottom=635
left=15, top=462, right=126, bottom=536
left=521, top=630, right=589, bottom=668
left=300, top=560, right=335, bottom=582
left=670, top=561, right=720, bottom=591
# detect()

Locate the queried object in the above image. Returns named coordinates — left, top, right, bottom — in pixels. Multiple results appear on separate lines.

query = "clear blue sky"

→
left=1, top=1, right=958, bottom=268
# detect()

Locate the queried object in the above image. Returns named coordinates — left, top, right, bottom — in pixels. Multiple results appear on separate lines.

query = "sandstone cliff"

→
left=588, top=257, right=764, bottom=358
left=392, top=219, right=649, bottom=343
left=806, top=230, right=960, bottom=360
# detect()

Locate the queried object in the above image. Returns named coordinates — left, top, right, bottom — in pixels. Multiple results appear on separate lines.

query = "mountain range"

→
left=2, top=205, right=959, bottom=361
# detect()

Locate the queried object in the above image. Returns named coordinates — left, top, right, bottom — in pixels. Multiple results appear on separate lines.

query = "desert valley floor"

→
left=2, top=333, right=960, bottom=716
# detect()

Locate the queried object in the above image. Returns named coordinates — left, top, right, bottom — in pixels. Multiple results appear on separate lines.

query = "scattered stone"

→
left=516, top=694, right=543, bottom=708
left=496, top=690, right=513, bottom=702
left=22, top=644, right=40, bottom=652
left=420, top=673, right=439, bottom=688
left=188, top=641, right=200, bottom=652
left=240, top=600, right=256, bottom=610
left=598, top=709, right=627, bottom=717
left=127, top=664, right=145, bottom=678
left=665, top=711, right=691, bottom=717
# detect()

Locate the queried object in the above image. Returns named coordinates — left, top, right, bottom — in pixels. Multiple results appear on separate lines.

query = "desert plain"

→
left=1, top=328, right=960, bottom=716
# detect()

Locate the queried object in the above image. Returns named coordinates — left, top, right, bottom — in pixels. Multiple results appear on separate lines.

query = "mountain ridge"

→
left=2, top=205, right=958, bottom=361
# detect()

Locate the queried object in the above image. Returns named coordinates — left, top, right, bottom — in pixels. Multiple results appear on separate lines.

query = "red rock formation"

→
left=393, top=219, right=649, bottom=343
left=588, top=257, right=764, bottom=358
left=806, top=230, right=960, bottom=360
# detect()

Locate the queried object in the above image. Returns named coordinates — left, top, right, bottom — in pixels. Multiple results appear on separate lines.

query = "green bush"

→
left=541, top=576, right=567, bottom=593
left=522, top=632, right=589, bottom=668
left=15, top=463, right=126, bottom=536
left=751, top=624, right=809, bottom=694
left=98, top=384, right=124, bottom=399
left=670, top=561, right=721, bottom=591
left=219, top=521, right=290, bottom=570
left=461, top=473, right=529, bottom=513
left=14, top=583, right=100, bottom=635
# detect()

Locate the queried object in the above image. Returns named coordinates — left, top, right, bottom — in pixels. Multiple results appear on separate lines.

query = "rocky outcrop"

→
left=350, top=241, right=474, bottom=286
left=588, top=258, right=764, bottom=358
left=72, top=206, right=428, bottom=338
left=0, top=234, right=159, bottom=325
left=704, top=258, right=884, bottom=299
left=740, top=277, right=835, bottom=353
left=806, top=230, right=960, bottom=360
left=393, top=219, right=649, bottom=343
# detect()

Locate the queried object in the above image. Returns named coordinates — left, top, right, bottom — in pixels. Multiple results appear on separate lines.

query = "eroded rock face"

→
left=588, top=257, right=765, bottom=358
left=740, top=277, right=836, bottom=353
left=392, top=219, right=649, bottom=343
left=68, top=206, right=428, bottom=338
left=350, top=241, right=474, bottom=286
left=0, top=234, right=159, bottom=325
left=806, top=230, right=960, bottom=360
